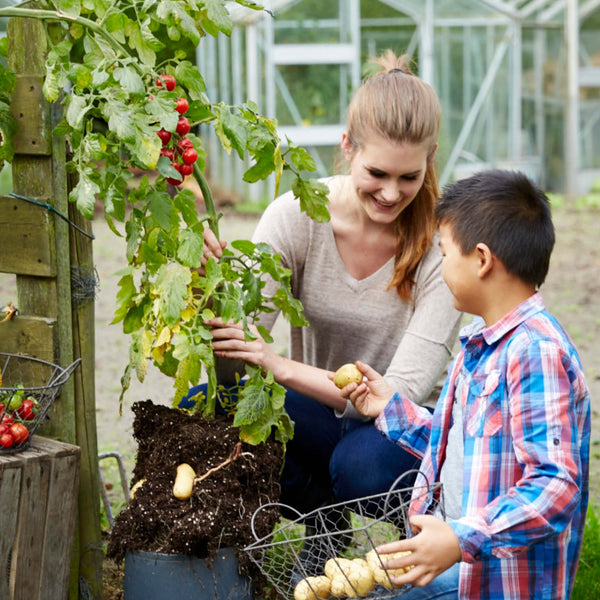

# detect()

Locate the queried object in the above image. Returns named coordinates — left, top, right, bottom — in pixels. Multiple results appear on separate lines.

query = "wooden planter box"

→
left=0, top=436, right=80, bottom=600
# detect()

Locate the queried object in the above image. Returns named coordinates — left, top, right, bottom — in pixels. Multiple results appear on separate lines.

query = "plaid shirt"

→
left=376, top=293, right=590, bottom=600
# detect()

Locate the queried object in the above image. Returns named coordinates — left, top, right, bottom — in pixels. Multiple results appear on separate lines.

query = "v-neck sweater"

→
left=252, top=176, right=462, bottom=408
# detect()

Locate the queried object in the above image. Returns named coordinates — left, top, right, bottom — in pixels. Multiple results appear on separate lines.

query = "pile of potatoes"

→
left=294, top=549, right=412, bottom=600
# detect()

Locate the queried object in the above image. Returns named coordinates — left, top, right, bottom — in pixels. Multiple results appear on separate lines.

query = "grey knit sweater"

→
left=252, top=177, right=462, bottom=412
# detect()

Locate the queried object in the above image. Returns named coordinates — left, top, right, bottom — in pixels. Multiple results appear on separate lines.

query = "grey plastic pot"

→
left=123, top=548, right=253, bottom=600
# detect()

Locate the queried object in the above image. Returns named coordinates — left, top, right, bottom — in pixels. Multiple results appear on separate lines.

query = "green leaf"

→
left=0, top=103, right=17, bottom=163
left=112, top=272, right=136, bottom=324
left=291, top=177, right=331, bottom=222
left=156, top=263, right=192, bottom=328
left=125, top=20, right=156, bottom=67
left=214, top=104, right=249, bottom=159
left=230, top=239, right=256, bottom=254
left=103, top=99, right=136, bottom=141
left=65, top=94, right=89, bottom=130
left=174, top=61, right=206, bottom=99
left=0, top=63, right=16, bottom=96
left=243, top=143, right=276, bottom=182
left=113, top=66, right=145, bottom=95
left=203, top=0, right=233, bottom=36
left=132, top=118, right=162, bottom=169
left=147, top=190, right=178, bottom=231
left=55, top=0, right=81, bottom=16
left=69, top=170, right=99, bottom=219
left=156, top=0, right=201, bottom=46
left=289, top=144, right=317, bottom=172
left=177, top=229, right=203, bottom=267
left=105, top=13, right=129, bottom=42
left=173, top=189, right=200, bottom=226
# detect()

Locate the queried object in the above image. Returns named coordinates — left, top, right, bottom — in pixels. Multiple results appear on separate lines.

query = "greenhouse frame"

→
left=202, top=0, right=600, bottom=200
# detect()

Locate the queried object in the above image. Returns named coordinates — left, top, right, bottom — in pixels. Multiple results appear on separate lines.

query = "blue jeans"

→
left=181, top=384, right=422, bottom=516
left=394, top=562, right=460, bottom=599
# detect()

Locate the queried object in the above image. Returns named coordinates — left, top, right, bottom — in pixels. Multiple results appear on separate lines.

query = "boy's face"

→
left=439, top=222, right=481, bottom=315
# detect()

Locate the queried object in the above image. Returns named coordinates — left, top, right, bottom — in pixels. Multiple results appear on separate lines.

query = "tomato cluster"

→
left=155, top=75, right=199, bottom=186
left=0, top=390, right=38, bottom=449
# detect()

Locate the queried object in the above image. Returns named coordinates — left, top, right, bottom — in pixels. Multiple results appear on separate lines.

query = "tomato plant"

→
left=0, top=0, right=331, bottom=446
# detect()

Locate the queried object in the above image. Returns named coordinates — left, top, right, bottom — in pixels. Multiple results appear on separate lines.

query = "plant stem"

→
left=193, top=162, right=220, bottom=239
left=0, top=6, right=131, bottom=65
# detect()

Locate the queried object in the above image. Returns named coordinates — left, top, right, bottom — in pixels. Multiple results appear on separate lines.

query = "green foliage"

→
left=572, top=504, right=600, bottom=600
left=0, top=0, right=330, bottom=446
left=0, top=37, right=17, bottom=174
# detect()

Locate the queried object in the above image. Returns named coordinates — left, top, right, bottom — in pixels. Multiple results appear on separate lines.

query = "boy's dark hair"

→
left=436, top=169, right=555, bottom=287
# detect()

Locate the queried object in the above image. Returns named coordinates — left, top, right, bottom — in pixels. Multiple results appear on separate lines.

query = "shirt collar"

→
left=460, top=292, right=546, bottom=346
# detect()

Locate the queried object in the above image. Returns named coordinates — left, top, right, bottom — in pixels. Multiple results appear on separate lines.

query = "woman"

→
left=196, top=50, right=461, bottom=537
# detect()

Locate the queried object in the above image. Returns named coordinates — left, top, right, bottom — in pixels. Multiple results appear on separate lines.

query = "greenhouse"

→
left=201, top=0, right=600, bottom=200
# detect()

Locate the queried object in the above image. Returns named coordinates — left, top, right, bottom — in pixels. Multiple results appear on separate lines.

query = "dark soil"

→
left=105, top=400, right=284, bottom=578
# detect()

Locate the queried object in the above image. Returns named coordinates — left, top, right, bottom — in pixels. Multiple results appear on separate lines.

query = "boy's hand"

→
left=343, top=361, right=394, bottom=418
left=375, top=515, right=462, bottom=588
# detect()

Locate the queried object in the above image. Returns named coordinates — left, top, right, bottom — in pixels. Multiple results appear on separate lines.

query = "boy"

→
left=343, top=170, right=590, bottom=599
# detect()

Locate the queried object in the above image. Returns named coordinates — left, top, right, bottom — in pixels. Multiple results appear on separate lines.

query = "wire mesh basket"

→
left=0, top=353, right=81, bottom=454
left=244, top=472, right=444, bottom=600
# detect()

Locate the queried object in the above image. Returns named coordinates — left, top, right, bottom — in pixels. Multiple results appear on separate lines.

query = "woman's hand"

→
left=342, top=361, right=395, bottom=418
left=207, top=318, right=281, bottom=374
left=200, top=227, right=227, bottom=269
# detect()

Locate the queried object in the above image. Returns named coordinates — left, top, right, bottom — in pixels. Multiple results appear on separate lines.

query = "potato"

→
left=326, top=558, right=375, bottom=598
left=129, top=478, right=146, bottom=500
left=294, top=575, right=331, bottom=600
left=365, top=548, right=413, bottom=589
left=172, top=463, right=196, bottom=500
left=333, top=364, right=363, bottom=389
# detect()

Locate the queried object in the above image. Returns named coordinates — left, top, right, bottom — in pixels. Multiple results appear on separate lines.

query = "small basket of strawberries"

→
left=0, top=353, right=81, bottom=454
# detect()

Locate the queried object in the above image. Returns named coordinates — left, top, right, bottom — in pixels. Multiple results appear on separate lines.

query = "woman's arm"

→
left=207, top=318, right=348, bottom=411
left=383, top=238, right=462, bottom=405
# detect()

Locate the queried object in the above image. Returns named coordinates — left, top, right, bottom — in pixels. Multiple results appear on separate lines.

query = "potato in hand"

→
left=333, top=364, right=363, bottom=389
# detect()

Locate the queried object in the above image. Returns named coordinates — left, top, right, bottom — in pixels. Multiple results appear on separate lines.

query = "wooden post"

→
left=4, top=14, right=104, bottom=599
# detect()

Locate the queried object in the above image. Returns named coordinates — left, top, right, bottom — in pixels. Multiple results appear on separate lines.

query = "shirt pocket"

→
left=465, top=369, right=503, bottom=438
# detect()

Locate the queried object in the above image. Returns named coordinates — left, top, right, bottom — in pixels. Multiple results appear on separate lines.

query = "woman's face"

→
left=342, top=135, right=433, bottom=225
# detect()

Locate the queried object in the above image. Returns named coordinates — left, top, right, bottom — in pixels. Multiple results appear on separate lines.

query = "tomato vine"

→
left=0, top=0, right=331, bottom=445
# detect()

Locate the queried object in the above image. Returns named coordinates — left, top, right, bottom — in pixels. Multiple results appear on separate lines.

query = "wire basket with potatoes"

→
left=244, top=472, right=444, bottom=600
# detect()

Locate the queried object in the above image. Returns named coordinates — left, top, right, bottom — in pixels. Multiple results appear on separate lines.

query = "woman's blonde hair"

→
left=345, top=50, right=441, bottom=302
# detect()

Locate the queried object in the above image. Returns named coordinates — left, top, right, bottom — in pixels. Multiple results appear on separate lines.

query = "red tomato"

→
left=0, top=432, right=14, bottom=448
left=160, top=148, right=175, bottom=161
left=180, top=164, right=193, bottom=176
left=182, top=148, right=198, bottom=165
left=16, top=398, right=36, bottom=421
left=157, top=74, right=176, bottom=91
left=0, top=423, right=8, bottom=435
left=176, top=116, right=191, bottom=136
left=176, top=137, right=194, bottom=154
left=166, top=177, right=183, bottom=186
left=157, top=129, right=172, bottom=145
left=10, top=423, right=29, bottom=444
left=1, top=413, right=14, bottom=426
left=175, top=98, right=189, bottom=114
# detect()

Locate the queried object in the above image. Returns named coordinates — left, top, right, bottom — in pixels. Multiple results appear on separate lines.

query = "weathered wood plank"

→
left=69, top=203, right=104, bottom=596
left=10, top=451, right=49, bottom=600
left=0, top=316, right=56, bottom=362
left=37, top=441, right=80, bottom=600
left=9, top=76, right=52, bottom=156
left=7, top=17, right=47, bottom=75
left=12, top=156, right=57, bottom=200
left=0, top=195, right=56, bottom=276
left=0, top=465, right=22, bottom=600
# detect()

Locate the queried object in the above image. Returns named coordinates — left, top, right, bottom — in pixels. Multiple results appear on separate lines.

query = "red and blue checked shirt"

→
left=376, top=293, right=590, bottom=600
